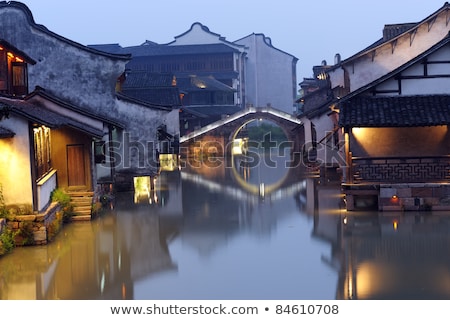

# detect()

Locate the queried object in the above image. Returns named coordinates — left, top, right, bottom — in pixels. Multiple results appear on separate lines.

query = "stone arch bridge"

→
left=179, top=106, right=304, bottom=158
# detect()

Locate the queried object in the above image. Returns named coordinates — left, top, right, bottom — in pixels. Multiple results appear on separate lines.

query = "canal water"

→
left=2, top=151, right=450, bottom=300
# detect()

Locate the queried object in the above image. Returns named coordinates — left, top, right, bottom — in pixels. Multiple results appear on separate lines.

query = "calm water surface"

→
left=2, top=152, right=450, bottom=299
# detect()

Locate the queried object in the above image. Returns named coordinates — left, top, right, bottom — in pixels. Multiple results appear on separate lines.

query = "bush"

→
left=0, top=227, right=17, bottom=255
left=18, top=221, right=35, bottom=246
left=51, top=188, right=70, bottom=206
left=51, top=188, right=74, bottom=223
left=0, top=184, right=7, bottom=219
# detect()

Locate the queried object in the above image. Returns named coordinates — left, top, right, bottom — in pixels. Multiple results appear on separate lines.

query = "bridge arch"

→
left=230, top=155, right=291, bottom=197
left=228, top=117, right=292, bottom=145
left=180, top=106, right=305, bottom=157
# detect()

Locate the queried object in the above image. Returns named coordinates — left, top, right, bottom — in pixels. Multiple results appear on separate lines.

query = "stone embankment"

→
left=5, top=202, right=62, bottom=246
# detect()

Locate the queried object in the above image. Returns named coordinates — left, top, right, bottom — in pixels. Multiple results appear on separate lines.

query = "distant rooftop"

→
left=88, top=43, right=239, bottom=57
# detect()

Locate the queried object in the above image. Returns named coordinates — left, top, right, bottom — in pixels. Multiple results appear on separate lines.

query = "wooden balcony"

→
left=351, top=156, right=450, bottom=184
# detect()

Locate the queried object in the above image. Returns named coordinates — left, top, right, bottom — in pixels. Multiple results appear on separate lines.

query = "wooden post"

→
left=344, top=127, right=352, bottom=183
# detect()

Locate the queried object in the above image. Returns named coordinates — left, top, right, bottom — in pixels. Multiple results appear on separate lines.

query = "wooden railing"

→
left=352, top=156, right=450, bottom=183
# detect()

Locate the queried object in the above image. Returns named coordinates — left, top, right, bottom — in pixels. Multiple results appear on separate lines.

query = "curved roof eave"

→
left=234, top=33, right=298, bottom=60
left=338, top=33, right=450, bottom=104
left=166, top=21, right=247, bottom=51
left=0, top=1, right=131, bottom=61
left=326, top=2, right=450, bottom=73
left=0, top=38, right=36, bottom=64
left=116, top=92, right=178, bottom=111
left=25, top=86, right=126, bottom=129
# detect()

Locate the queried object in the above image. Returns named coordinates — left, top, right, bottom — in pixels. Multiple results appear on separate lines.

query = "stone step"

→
left=71, top=203, right=92, bottom=209
left=70, top=195, right=93, bottom=200
left=71, top=215, right=92, bottom=221
left=67, top=191, right=94, bottom=197
left=73, top=210, right=92, bottom=216
left=66, top=190, right=93, bottom=221
left=70, top=198, right=92, bottom=205
left=71, top=199, right=92, bottom=207
left=73, top=205, right=92, bottom=212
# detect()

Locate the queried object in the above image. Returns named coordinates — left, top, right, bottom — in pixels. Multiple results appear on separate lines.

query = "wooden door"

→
left=67, top=144, right=86, bottom=187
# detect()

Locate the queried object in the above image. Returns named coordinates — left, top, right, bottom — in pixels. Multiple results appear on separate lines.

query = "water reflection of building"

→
left=337, top=214, right=450, bottom=299
left=0, top=154, right=323, bottom=299
left=0, top=199, right=178, bottom=299
left=310, top=178, right=450, bottom=299
left=173, top=154, right=309, bottom=255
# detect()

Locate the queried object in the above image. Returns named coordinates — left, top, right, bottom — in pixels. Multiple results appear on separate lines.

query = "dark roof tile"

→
left=382, top=23, right=417, bottom=41
left=339, top=95, right=450, bottom=127
left=121, top=87, right=181, bottom=107
left=122, top=72, right=174, bottom=88
left=0, top=125, right=14, bottom=138
left=183, top=105, right=242, bottom=117
left=90, top=43, right=238, bottom=57
left=0, top=97, right=104, bottom=137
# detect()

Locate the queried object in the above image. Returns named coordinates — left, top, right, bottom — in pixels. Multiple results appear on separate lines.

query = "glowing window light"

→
left=393, top=220, right=398, bottom=231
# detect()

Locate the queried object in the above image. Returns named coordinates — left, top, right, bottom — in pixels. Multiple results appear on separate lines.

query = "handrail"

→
left=180, top=106, right=302, bottom=143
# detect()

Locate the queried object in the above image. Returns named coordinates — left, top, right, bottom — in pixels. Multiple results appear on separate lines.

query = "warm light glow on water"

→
left=2, top=154, right=450, bottom=300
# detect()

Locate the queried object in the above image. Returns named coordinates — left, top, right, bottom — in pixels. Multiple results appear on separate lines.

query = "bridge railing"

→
left=180, top=106, right=302, bottom=143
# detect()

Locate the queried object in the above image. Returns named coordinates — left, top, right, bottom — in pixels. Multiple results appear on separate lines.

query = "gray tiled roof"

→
left=27, top=86, right=126, bottom=129
left=121, top=71, right=181, bottom=107
left=121, top=87, right=181, bottom=107
left=0, top=125, right=14, bottom=138
left=127, top=43, right=239, bottom=57
left=323, top=3, right=450, bottom=76
left=87, top=43, right=124, bottom=54
left=89, top=43, right=238, bottom=57
left=339, top=95, right=450, bottom=128
left=183, top=105, right=242, bottom=117
left=382, top=23, right=417, bottom=41
left=0, top=97, right=104, bottom=137
left=122, top=72, right=174, bottom=88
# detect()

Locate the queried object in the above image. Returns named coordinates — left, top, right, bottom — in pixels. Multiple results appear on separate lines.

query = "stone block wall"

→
left=6, top=202, right=62, bottom=246
left=379, top=183, right=450, bottom=211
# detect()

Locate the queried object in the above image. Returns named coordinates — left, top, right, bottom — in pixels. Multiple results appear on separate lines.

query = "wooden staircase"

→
left=67, top=190, right=94, bottom=221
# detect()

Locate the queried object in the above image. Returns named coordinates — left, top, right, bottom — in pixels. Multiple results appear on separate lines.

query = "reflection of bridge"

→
left=180, top=106, right=304, bottom=156
left=180, top=170, right=307, bottom=205
left=180, top=148, right=311, bottom=202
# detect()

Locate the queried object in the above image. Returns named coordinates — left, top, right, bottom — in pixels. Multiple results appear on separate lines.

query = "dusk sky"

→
left=17, top=0, right=448, bottom=81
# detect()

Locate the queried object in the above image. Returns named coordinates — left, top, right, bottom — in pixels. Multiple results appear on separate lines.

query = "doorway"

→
left=67, top=144, right=86, bottom=187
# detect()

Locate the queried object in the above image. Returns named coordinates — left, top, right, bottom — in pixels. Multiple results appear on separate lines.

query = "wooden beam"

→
left=391, top=39, right=397, bottom=54
left=428, top=16, right=437, bottom=32
left=409, top=28, right=417, bottom=46
left=447, top=8, right=450, bottom=26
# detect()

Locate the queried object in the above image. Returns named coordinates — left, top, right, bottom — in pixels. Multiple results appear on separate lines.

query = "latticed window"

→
left=0, top=46, right=28, bottom=96
left=33, top=126, right=52, bottom=179
left=214, top=92, right=233, bottom=105
left=12, top=62, right=27, bottom=95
